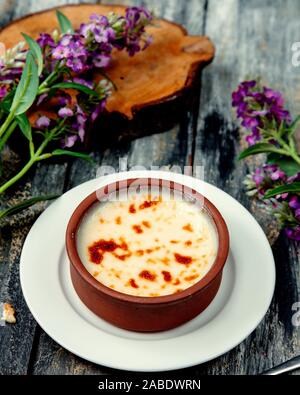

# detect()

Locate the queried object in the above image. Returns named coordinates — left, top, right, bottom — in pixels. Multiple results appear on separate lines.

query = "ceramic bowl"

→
left=66, top=177, right=229, bottom=332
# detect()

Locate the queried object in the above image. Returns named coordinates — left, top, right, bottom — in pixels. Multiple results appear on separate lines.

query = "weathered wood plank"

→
left=192, top=0, right=300, bottom=375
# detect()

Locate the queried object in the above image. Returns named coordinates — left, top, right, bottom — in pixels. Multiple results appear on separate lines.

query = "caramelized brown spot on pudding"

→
left=88, top=239, right=128, bottom=264
left=146, top=248, right=153, bottom=254
left=88, top=247, right=103, bottom=264
left=174, top=252, right=192, bottom=265
left=150, top=293, right=159, bottom=297
left=129, top=278, right=139, bottom=288
left=162, top=270, right=172, bottom=282
left=170, top=240, right=179, bottom=244
left=139, top=200, right=160, bottom=210
left=185, top=240, right=192, bottom=246
left=93, top=271, right=99, bottom=277
left=97, top=239, right=119, bottom=252
left=160, top=257, right=170, bottom=265
left=185, top=274, right=199, bottom=281
left=142, top=220, right=151, bottom=228
left=119, top=238, right=128, bottom=251
left=173, top=279, right=181, bottom=285
left=139, top=270, right=156, bottom=281
left=99, top=218, right=105, bottom=224
left=129, top=204, right=136, bottom=214
left=114, top=253, right=132, bottom=261
left=174, top=289, right=183, bottom=294
left=132, top=224, right=143, bottom=234
left=115, top=216, right=122, bottom=225
left=135, top=249, right=144, bottom=256
left=183, top=223, right=193, bottom=232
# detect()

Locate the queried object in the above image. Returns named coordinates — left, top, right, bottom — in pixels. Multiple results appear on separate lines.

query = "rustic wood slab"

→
left=0, top=0, right=299, bottom=375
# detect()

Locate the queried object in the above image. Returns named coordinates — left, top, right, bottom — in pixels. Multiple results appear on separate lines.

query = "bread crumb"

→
left=1, top=303, right=16, bottom=324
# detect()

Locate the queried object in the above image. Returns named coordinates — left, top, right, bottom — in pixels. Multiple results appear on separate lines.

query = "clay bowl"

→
left=66, top=178, right=229, bottom=332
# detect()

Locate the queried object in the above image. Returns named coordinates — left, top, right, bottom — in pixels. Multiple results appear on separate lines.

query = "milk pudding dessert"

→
left=76, top=189, right=218, bottom=297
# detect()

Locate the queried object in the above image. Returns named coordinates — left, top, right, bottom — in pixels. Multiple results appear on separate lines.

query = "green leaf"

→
left=50, top=82, right=98, bottom=97
left=22, top=33, right=43, bottom=76
left=288, top=114, right=300, bottom=136
left=52, top=149, right=94, bottom=162
left=267, top=153, right=300, bottom=177
left=56, top=10, right=74, bottom=34
left=15, top=113, right=32, bottom=141
left=264, top=182, right=300, bottom=199
left=10, top=52, right=39, bottom=115
left=238, top=143, right=282, bottom=160
left=0, top=194, right=59, bottom=220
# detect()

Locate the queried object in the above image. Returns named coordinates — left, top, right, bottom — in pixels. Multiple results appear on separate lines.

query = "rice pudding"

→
left=76, top=191, right=218, bottom=297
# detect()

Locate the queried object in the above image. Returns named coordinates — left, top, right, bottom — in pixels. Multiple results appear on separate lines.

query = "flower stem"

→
left=0, top=156, right=37, bottom=194
left=0, top=126, right=58, bottom=195
left=0, top=111, right=15, bottom=139
left=0, top=121, right=17, bottom=152
left=38, top=71, right=57, bottom=93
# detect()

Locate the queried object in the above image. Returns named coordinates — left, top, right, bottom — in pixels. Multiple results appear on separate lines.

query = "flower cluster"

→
left=38, top=7, right=153, bottom=75
left=232, top=80, right=291, bottom=145
left=245, top=165, right=300, bottom=240
left=35, top=79, right=113, bottom=147
left=233, top=80, right=300, bottom=241
left=0, top=6, right=153, bottom=148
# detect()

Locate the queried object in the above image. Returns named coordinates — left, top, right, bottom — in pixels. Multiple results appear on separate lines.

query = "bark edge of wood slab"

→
left=0, top=3, right=215, bottom=149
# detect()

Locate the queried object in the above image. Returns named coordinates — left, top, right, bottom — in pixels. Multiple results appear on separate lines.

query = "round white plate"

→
left=20, top=170, right=275, bottom=372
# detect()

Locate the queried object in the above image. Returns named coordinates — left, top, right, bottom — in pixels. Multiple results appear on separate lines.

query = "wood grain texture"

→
left=0, top=0, right=299, bottom=376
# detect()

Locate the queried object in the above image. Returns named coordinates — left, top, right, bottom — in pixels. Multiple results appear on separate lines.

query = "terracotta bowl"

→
left=66, top=178, right=229, bottom=332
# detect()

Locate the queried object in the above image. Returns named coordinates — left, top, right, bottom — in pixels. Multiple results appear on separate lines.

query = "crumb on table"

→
left=1, top=303, right=16, bottom=324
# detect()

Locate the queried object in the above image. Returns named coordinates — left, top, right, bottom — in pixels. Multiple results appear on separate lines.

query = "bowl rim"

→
left=66, top=177, right=229, bottom=305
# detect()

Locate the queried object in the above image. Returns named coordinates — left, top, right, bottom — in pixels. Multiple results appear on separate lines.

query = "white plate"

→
left=20, top=170, right=275, bottom=372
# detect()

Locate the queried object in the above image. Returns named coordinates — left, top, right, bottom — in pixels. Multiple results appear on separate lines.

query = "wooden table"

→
left=0, top=0, right=299, bottom=375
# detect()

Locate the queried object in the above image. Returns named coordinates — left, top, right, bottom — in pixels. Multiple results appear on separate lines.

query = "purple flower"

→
left=63, top=135, right=78, bottom=148
left=58, top=107, right=73, bottom=118
left=252, top=168, right=264, bottom=187
left=93, top=53, right=111, bottom=68
left=36, top=116, right=50, bottom=129
left=73, top=77, right=94, bottom=89
left=263, top=87, right=284, bottom=107
left=232, top=80, right=291, bottom=146
left=245, top=128, right=261, bottom=145
left=288, top=172, right=300, bottom=183
left=66, top=56, right=85, bottom=73
left=285, top=226, right=300, bottom=241
left=270, top=168, right=286, bottom=181
left=295, top=208, right=300, bottom=220
left=37, top=33, right=55, bottom=49
left=37, top=93, right=48, bottom=106
left=91, top=100, right=106, bottom=122
left=289, top=195, right=300, bottom=209
left=52, top=45, right=71, bottom=60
